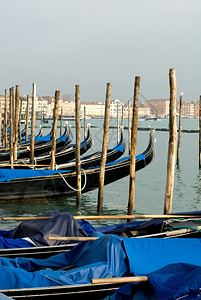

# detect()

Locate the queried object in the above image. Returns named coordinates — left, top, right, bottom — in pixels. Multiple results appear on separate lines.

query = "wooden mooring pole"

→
left=14, top=85, right=19, bottom=160
left=75, top=85, right=81, bottom=208
left=9, top=87, right=14, bottom=168
left=97, top=83, right=111, bottom=212
left=117, top=101, right=119, bottom=144
left=18, top=99, right=22, bottom=143
left=128, top=76, right=140, bottom=216
left=30, top=83, right=36, bottom=164
left=60, top=108, right=63, bottom=136
left=3, top=89, right=8, bottom=148
left=84, top=106, right=86, bottom=139
left=0, top=100, right=2, bottom=145
left=50, top=90, right=59, bottom=170
left=121, top=103, right=124, bottom=127
left=25, top=95, right=29, bottom=141
left=176, top=93, right=183, bottom=165
left=199, top=95, right=201, bottom=168
left=128, top=100, right=131, bottom=154
left=164, top=68, right=177, bottom=214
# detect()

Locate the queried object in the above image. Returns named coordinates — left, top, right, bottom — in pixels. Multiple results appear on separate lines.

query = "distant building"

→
left=0, top=93, right=200, bottom=120
left=144, top=99, right=170, bottom=117
left=181, top=101, right=195, bottom=118
left=81, top=101, right=105, bottom=118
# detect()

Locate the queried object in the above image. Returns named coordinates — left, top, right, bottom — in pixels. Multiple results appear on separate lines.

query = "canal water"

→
left=1, top=117, right=201, bottom=229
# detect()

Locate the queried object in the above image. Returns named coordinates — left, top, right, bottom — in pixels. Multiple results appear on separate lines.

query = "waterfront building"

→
left=0, top=94, right=200, bottom=119
left=81, top=101, right=105, bottom=118
left=143, top=99, right=170, bottom=117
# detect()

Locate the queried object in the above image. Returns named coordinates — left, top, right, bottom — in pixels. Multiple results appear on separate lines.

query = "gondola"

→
left=56, top=126, right=126, bottom=170
left=1, top=211, right=201, bottom=299
left=0, top=125, right=70, bottom=162
left=0, top=130, right=155, bottom=201
left=25, top=124, right=92, bottom=166
left=15, top=125, right=124, bottom=170
left=8, top=124, right=92, bottom=168
left=0, top=209, right=200, bottom=259
left=0, top=126, right=43, bottom=151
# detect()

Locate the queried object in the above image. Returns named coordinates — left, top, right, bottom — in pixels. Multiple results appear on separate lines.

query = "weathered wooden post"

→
left=60, top=108, right=63, bottom=136
left=164, top=68, right=177, bottom=214
left=84, top=106, right=86, bottom=139
left=75, top=85, right=81, bottom=207
left=128, top=77, right=140, bottom=216
left=176, top=93, right=183, bottom=165
left=3, top=89, right=8, bottom=148
left=30, top=83, right=36, bottom=164
left=97, top=83, right=111, bottom=212
left=0, top=100, right=2, bottom=145
left=41, top=109, right=43, bottom=127
left=199, top=95, right=201, bottom=168
left=12, top=87, right=15, bottom=132
left=128, top=100, right=131, bottom=154
left=9, top=87, right=14, bottom=168
left=18, top=99, right=22, bottom=143
left=121, top=103, right=124, bottom=127
left=25, top=95, right=29, bottom=141
left=117, top=101, right=119, bottom=144
left=13, top=85, right=20, bottom=160
left=50, top=90, right=60, bottom=170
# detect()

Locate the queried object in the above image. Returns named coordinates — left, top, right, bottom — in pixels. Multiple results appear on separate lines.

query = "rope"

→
left=167, top=225, right=201, bottom=233
left=59, top=169, right=87, bottom=192
left=17, top=148, right=20, bottom=157
left=167, top=218, right=201, bottom=233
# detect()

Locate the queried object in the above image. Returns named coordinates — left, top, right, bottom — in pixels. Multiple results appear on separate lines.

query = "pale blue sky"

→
left=1, top=0, right=201, bottom=103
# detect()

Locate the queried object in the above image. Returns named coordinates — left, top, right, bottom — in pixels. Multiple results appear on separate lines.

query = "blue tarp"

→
left=123, top=238, right=201, bottom=275
left=0, top=234, right=128, bottom=289
left=6, top=210, right=88, bottom=247
left=0, top=154, right=144, bottom=182
left=34, top=134, right=51, bottom=142
left=148, top=263, right=201, bottom=300
left=104, top=282, right=158, bottom=300
left=0, top=236, right=31, bottom=249
left=0, top=234, right=201, bottom=299
left=0, top=168, right=71, bottom=182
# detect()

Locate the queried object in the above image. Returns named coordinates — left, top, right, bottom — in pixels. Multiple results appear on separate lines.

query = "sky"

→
left=1, top=0, right=201, bottom=103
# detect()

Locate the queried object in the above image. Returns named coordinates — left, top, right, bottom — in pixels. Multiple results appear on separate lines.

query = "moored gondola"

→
left=0, top=130, right=155, bottom=201
left=1, top=214, right=201, bottom=300
left=0, top=125, right=70, bottom=163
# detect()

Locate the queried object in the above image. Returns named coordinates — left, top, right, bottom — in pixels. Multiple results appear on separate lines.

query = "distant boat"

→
left=43, top=118, right=48, bottom=123
left=145, top=117, right=158, bottom=121
left=62, top=115, right=84, bottom=121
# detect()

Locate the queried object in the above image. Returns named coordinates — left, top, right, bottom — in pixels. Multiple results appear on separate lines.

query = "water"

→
left=1, top=117, right=201, bottom=229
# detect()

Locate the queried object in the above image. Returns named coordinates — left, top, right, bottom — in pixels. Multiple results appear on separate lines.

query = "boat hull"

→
left=0, top=131, right=155, bottom=202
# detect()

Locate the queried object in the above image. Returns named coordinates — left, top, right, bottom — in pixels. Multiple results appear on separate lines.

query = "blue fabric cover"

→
left=123, top=238, right=201, bottom=275
left=0, top=234, right=201, bottom=299
left=148, top=263, right=201, bottom=300
left=108, top=142, right=124, bottom=153
left=96, top=210, right=201, bottom=234
left=0, top=154, right=144, bottom=182
left=0, top=236, right=31, bottom=249
left=0, top=234, right=128, bottom=289
left=0, top=169, right=71, bottom=182
left=6, top=210, right=87, bottom=247
left=104, top=282, right=158, bottom=300
left=34, top=134, right=51, bottom=142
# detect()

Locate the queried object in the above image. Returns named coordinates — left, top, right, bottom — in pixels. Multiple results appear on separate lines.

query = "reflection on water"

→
left=192, top=170, right=201, bottom=207
left=174, top=166, right=186, bottom=205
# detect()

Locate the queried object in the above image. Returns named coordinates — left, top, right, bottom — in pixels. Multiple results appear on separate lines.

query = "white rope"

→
left=19, top=159, right=36, bottom=169
left=59, top=169, right=87, bottom=192
left=19, top=159, right=27, bottom=165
